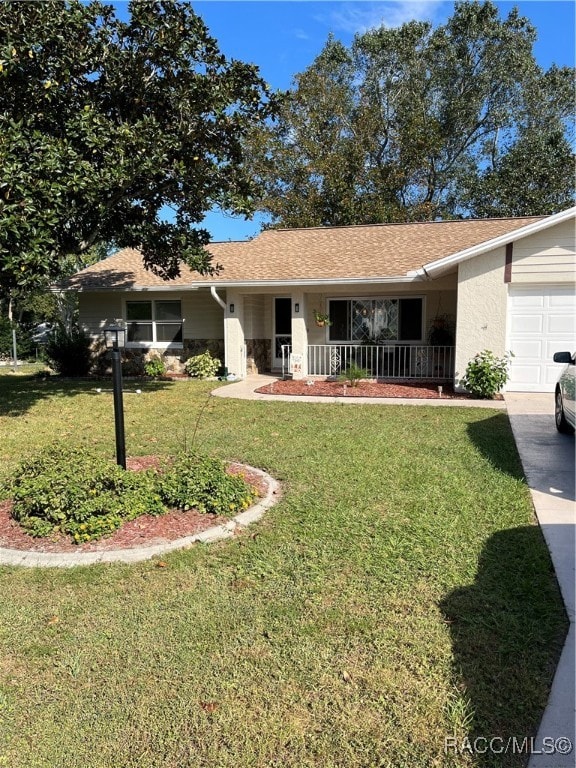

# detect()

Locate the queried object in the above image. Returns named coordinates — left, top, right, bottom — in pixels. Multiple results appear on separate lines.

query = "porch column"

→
left=224, top=290, right=246, bottom=378
left=291, top=290, right=308, bottom=380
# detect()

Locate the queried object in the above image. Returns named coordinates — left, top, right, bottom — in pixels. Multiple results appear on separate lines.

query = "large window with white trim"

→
left=126, top=300, right=183, bottom=345
left=328, top=298, right=423, bottom=342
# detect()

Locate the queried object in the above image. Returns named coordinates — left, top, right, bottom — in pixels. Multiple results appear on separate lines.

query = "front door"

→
left=273, top=297, right=292, bottom=369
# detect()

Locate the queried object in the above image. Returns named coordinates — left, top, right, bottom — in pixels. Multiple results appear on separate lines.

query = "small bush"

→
left=45, top=325, right=92, bottom=376
left=144, top=357, right=166, bottom=378
left=462, top=349, right=513, bottom=399
left=184, top=351, right=220, bottom=379
left=159, top=453, right=256, bottom=516
left=6, top=445, right=257, bottom=543
left=338, top=362, right=370, bottom=387
left=8, top=446, right=163, bottom=543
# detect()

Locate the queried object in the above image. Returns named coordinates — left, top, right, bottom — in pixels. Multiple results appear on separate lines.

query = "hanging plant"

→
left=313, top=309, right=332, bottom=327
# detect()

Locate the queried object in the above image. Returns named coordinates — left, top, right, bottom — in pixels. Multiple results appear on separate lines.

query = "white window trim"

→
left=124, top=298, right=184, bottom=349
left=327, top=295, right=426, bottom=344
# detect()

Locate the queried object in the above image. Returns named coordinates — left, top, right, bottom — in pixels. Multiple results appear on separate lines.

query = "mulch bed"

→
left=0, top=459, right=268, bottom=554
left=256, top=378, right=473, bottom=399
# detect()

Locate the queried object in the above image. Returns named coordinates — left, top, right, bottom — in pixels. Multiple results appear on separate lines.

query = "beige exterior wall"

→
left=78, top=289, right=224, bottom=341
left=182, top=290, right=224, bottom=338
left=511, top=220, right=576, bottom=284
left=455, top=247, right=509, bottom=389
left=512, top=221, right=576, bottom=285
left=244, top=294, right=266, bottom=339
left=304, top=278, right=457, bottom=346
left=78, top=292, right=123, bottom=336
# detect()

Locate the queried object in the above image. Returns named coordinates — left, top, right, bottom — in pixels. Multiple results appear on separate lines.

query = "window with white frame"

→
left=126, top=300, right=183, bottom=345
left=328, top=298, right=423, bottom=342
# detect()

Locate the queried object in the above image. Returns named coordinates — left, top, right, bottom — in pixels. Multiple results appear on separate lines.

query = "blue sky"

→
left=118, top=1, right=576, bottom=241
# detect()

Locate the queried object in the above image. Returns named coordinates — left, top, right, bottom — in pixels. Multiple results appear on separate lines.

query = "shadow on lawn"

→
left=0, top=374, right=174, bottom=418
left=466, top=413, right=525, bottom=480
left=439, top=525, right=569, bottom=767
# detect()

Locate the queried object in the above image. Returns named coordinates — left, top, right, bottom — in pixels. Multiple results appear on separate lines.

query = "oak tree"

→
left=246, top=1, right=574, bottom=227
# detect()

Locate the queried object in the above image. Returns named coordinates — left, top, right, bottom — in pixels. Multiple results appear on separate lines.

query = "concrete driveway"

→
left=505, top=393, right=575, bottom=768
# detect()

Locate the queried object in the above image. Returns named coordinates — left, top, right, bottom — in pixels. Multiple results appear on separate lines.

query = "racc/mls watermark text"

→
left=445, top=736, right=573, bottom=757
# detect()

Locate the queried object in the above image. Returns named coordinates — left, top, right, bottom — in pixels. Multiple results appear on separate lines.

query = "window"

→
left=126, top=300, right=182, bottom=345
left=328, top=298, right=423, bottom=342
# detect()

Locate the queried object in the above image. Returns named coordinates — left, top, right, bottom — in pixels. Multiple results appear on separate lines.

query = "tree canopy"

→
left=246, top=1, right=575, bottom=228
left=0, top=0, right=275, bottom=292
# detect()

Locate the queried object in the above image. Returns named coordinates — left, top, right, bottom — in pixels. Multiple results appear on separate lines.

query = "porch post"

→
left=291, top=290, right=308, bottom=380
left=224, top=290, right=246, bottom=378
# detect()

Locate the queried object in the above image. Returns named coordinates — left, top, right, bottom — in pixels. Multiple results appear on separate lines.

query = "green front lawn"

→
left=0, top=376, right=567, bottom=768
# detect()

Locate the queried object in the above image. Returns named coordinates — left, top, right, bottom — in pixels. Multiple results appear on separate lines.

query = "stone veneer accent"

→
left=91, top=339, right=224, bottom=375
left=246, top=338, right=271, bottom=374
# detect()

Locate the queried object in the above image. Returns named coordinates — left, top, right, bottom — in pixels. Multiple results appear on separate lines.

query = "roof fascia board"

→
left=421, top=208, right=576, bottom=277
left=70, top=275, right=424, bottom=292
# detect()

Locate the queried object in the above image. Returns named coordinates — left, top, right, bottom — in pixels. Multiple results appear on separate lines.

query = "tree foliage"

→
left=246, top=1, right=574, bottom=227
left=0, top=0, right=275, bottom=291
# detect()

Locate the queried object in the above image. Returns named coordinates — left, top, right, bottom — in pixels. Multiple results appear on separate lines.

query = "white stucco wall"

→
left=455, top=247, right=508, bottom=388
left=224, top=290, right=246, bottom=378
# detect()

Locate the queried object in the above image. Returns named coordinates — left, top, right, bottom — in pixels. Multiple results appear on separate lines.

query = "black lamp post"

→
left=104, top=326, right=127, bottom=469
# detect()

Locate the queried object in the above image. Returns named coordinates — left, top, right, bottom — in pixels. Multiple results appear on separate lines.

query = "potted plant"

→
left=313, top=309, right=332, bottom=327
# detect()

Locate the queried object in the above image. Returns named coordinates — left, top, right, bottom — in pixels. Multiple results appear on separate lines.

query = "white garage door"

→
left=507, top=286, right=575, bottom=392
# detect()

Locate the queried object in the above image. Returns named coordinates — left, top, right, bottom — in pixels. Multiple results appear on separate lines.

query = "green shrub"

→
left=184, top=351, right=220, bottom=379
left=45, top=325, right=92, bottom=376
left=159, top=453, right=256, bottom=516
left=144, top=357, right=166, bottom=378
left=338, top=362, right=370, bottom=387
left=462, top=349, right=513, bottom=399
left=8, top=446, right=163, bottom=543
left=6, top=445, right=257, bottom=543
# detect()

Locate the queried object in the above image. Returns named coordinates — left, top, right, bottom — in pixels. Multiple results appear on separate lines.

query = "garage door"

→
left=507, top=286, right=575, bottom=392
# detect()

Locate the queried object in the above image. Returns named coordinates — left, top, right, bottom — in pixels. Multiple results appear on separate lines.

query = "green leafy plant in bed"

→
left=6, top=446, right=257, bottom=543
left=159, top=453, right=256, bottom=515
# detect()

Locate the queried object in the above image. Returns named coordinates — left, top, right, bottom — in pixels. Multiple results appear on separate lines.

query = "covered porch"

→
left=222, top=281, right=457, bottom=383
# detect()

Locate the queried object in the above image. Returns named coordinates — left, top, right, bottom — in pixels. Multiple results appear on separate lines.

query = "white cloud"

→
left=328, top=1, right=447, bottom=35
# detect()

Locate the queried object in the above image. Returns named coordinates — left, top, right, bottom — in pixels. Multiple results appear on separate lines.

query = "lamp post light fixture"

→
left=104, top=326, right=127, bottom=469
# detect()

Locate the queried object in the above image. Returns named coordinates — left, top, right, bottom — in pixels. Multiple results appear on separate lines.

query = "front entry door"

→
left=273, top=297, right=292, bottom=369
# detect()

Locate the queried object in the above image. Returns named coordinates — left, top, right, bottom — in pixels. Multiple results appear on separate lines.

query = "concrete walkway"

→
left=505, top=394, right=575, bottom=768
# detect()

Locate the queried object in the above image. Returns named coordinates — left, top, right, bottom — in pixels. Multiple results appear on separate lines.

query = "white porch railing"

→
left=307, top=345, right=455, bottom=380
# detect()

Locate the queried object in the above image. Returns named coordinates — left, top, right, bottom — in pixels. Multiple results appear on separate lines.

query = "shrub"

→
left=5, top=445, right=257, bottom=543
left=144, top=357, right=166, bottom=378
left=159, top=453, right=256, bottom=516
left=338, top=362, right=370, bottom=387
left=45, top=324, right=92, bottom=376
left=462, top=349, right=513, bottom=399
left=8, top=446, right=164, bottom=543
left=184, top=351, right=220, bottom=379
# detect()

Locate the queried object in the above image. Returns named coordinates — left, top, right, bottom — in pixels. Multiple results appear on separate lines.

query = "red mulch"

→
left=0, top=459, right=267, bottom=553
left=256, top=378, right=472, bottom=399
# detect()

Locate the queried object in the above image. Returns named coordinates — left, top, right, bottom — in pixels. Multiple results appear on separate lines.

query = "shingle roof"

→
left=65, top=216, right=545, bottom=290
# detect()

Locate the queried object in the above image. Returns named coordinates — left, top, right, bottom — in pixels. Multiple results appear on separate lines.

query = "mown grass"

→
left=0, top=376, right=568, bottom=768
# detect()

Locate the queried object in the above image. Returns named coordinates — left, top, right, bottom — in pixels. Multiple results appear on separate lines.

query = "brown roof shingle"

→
left=65, top=216, right=545, bottom=290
